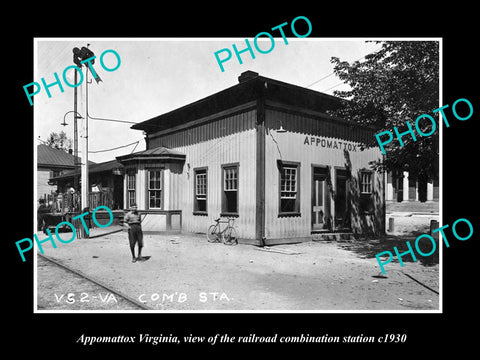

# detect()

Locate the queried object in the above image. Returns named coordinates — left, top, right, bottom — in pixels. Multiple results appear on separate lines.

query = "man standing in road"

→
left=124, top=203, right=144, bottom=262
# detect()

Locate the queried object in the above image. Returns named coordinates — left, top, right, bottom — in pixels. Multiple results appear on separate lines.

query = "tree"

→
left=329, top=41, right=439, bottom=181
left=45, top=131, right=73, bottom=152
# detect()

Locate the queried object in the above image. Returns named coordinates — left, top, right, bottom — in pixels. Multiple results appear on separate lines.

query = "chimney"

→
left=238, top=70, right=259, bottom=83
left=68, top=148, right=73, bottom=155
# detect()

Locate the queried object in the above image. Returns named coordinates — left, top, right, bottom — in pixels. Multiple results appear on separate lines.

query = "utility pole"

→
left=73, top=69, right=79, bottom=192
left=73, top=46, right=90, bottom=215
left=73, top=45, right=101, bottom=217
left=80, top=64, right=89, bottom=213
left=72, top=47, right=83, bottom=204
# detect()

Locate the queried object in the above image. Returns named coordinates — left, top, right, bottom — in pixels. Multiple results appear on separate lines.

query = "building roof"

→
left=49, top=148, right=185, bottom=181
left=131, top=71, right=346, bottom=134
left=37, top=144, right=96, bottom=169
left=51, top=159, right=123, bottom=181
left=116, top=146, right=186, bottom=164
left=37, top=144, right=81, bottom=169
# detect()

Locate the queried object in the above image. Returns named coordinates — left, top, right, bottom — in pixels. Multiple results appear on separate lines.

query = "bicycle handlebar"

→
left=214, top=216, right=236, bottom=224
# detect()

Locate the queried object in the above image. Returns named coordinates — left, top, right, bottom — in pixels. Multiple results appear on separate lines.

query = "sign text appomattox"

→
left=304, top=136, right=358, bottom=151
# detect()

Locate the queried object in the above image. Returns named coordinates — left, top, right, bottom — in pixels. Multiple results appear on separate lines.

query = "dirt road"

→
left=36, top=228, right=439, bottom=311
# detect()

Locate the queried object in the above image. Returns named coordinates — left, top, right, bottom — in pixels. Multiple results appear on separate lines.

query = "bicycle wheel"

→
left=223, top=227, right=237, bottom=245
left=207, top=225, right=220, bottom=243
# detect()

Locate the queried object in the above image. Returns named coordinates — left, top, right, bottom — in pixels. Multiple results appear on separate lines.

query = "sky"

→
left=34, top=38, right=381, bottom=163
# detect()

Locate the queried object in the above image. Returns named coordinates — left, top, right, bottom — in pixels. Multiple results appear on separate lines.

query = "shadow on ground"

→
left=335, top=232, right=439, bottom=267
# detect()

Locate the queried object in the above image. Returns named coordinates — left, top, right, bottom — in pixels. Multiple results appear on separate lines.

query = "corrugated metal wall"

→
left=149, top=109, right=258, bottom=240
left=149, top=110, right=257, bottom=149
left=265, top=106, right=373, bottom=143
left=264, top=108, right=384, bottom=239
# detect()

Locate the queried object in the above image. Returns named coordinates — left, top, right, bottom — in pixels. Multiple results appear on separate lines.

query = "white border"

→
left=33, top=37, right=443, bottom=314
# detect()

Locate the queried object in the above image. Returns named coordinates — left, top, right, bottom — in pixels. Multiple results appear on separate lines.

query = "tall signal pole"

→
left=73, top=69, right=79, bottom=192
left=81, top=57, right=90, bottom=214
left=72, top=47, right=83, bottom=201
left=74, top=45, right=100, bottom=217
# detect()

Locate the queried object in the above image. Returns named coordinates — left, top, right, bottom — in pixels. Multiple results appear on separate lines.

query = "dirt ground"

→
left=36, top=226, right=440, bottom=311
left=37, top=255, right=142, bottom=311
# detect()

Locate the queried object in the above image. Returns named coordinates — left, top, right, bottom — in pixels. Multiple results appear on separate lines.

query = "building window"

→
left=221, top=164, right=239, bottom=215
left=278, top=160, right=300, bottom=215
left=194, top=168, right=207, bottom=214
left=359, top=170, right=374, bottom=213
left=49, top=169, right=63, bottom=178
left=148, top=169, right=162, bottom=209
left=360, top=171, right=373, bottom=194
left=126, top=172, right=136, bottom=208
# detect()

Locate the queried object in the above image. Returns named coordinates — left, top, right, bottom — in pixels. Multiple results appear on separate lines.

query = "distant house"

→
left=37, top=144, right=87, bottom=199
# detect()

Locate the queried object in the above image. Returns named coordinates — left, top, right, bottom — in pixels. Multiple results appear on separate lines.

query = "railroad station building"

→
left=116, top=71, right=385, bottom=245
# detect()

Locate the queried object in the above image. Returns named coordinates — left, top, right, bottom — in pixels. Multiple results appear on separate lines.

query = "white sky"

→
left=34, top=38, right=380, bottom=163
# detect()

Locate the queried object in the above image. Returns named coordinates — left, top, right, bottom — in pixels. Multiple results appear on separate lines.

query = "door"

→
left=335, top=169, right=350, bottom=230
left=312, top=167, right=330, bottom=231
left=113, top=175, right=124, bottom=210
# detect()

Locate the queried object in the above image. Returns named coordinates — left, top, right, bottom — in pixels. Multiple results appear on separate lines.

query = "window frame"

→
left=277, top=160, right=301, bottom=217
left=221, top=163, right=239, bottom=217
left=193, top=167, right=208, bottom=215
left=146, top=169, right=163, bottom=210
left=359, top=170, right=373, bottom=195
left=359, top=169, right=374, bottom=214
left=126, top=170, right=136, bottom=209
left=49, top=169, right=63, bottom=178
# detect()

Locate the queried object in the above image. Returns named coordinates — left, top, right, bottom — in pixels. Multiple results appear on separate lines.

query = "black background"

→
left=6, top=5, right=478, bottom=355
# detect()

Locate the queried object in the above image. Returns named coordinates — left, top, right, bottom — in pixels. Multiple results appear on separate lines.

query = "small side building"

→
left=117, top=71, right=385, bottom=244
left=37, top=144, right=82, bottom=200
left=51, top=159, right=125, bottom=210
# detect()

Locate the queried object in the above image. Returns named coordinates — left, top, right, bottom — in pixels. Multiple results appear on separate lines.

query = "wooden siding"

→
left=264, top=108, right=384, bottom=239
left=142, top=213, right=167, bottom=232
left=149, top=110, right=258, bottom=240
left=166, top=162, right=183, bottom=211
left=265, top=103, right=373, bottom=144
left=37, top=169, right=56, bottom=198
left=148, top=109, right=257, bottom=149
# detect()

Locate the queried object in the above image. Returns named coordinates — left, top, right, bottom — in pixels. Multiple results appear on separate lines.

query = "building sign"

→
left=303, top=136, right=358, bottom=152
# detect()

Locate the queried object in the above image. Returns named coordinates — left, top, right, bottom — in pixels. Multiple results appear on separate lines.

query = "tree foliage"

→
left=329, top=41, right=439, bottom=180
left=45, top=131, right=73, bottom=152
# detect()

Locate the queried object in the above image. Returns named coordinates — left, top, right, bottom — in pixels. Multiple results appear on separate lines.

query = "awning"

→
left=116, top=146, right=186, bottom=165
left=50, top=159, right=124, bottom=181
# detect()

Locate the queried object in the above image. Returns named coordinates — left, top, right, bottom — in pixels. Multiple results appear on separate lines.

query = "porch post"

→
left=402, top=171, right=409, bottom=202
left=163, top=166, right=170, bottom=210
left=386, top=171, right=394, bottom=201
left=427, top=179, right=434, bottom=202
left=415, top=180, right=419, bottom=201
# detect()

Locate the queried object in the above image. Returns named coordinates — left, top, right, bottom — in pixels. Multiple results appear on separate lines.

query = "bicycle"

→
left=207, top=217, right=237, bottom=245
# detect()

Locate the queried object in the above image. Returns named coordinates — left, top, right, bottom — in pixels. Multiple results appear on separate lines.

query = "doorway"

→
left=113, top=175, right=124, bottom=210
left=335, top=168, right=350, bottom=230
left=312, top=166, right=331, bottom=231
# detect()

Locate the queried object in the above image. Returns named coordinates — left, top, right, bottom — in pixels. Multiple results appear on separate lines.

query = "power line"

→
left=39, top=133, right=143, bottom=155
left=88, top=139, right=143, bottom=154
left=131, top=142, right=139, bottom=153
left=306, top=46, right=383, bottom=90
left=306, top=72, right=334, bottom=88
left=321, top=81, right=346, bottom=93
left=88, top=115, right=137, bottom=125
